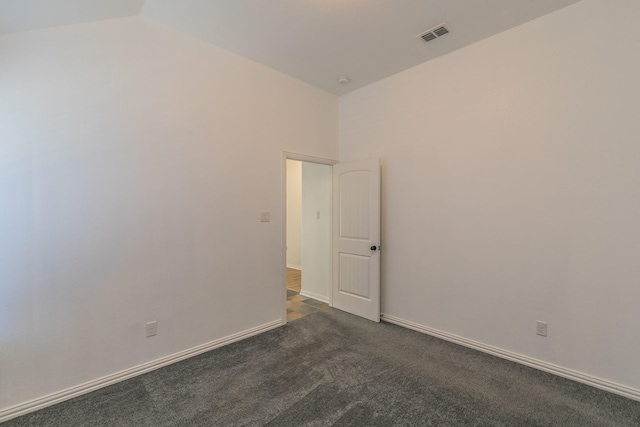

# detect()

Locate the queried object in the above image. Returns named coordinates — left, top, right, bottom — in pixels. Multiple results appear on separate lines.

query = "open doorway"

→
left=285, top=157, right=333, bottom=322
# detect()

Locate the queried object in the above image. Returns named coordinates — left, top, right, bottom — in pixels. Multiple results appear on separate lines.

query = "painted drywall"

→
left=285, top=160, right=302, bottom=269
left=339, top=0, right=640, bottom=391
left=300, top=162, right=332, bottom=301
left=0, top=16, right=337, bottom=411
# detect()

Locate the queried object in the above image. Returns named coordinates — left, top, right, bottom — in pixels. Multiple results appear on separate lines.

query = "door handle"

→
left=370, top=245, right=378, bottom=251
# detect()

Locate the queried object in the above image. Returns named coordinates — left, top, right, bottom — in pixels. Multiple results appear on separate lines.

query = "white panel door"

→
left=332, top=158, right=380, bottom=322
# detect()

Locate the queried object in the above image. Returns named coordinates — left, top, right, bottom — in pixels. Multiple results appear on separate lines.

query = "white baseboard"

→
left=286, top=264, right=301, bottom=270
left=381, top=313, right=640, bottom=402
left=0, top=320, right=284, bottom=423
left=299, top=289, right=329, bottom=303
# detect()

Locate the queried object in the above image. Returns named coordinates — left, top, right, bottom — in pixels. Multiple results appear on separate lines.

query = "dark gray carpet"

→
left=6, top=308, right=640, bottom=426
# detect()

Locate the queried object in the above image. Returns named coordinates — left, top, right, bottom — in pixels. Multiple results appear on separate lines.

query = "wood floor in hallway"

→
left=286, top=267, right=328, bottom=322
left=286, top=267, right=301, bottom=292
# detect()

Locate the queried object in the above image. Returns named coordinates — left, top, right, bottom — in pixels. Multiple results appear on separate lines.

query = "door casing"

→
left=282, top=152, right=337, bottom=323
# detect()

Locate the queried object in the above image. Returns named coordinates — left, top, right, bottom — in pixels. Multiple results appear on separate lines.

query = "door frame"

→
left=282, top=152, right=338, bottom=323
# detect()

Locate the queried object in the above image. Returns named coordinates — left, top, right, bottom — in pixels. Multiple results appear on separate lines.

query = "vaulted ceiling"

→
left=0, top=0, right=582, bottom=94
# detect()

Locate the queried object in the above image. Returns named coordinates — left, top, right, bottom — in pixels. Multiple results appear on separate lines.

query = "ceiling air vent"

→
left=433, top=26, right=449, bottom=37
left=421, top=32, right=437, bottom=43
left=418, top=23, right=449, bottom=43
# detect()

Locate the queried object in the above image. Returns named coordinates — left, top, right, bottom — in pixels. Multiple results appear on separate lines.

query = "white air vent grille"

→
left=433, top=26, right=449, bottom=37
left=418, top=23, right=449, bottom=43
left=421, top=32, right=437, bottom=42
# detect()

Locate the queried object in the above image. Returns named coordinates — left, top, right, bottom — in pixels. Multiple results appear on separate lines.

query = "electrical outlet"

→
left=146, top=321, right=158, bottom=337
left=536, top=321, right=547, bottom=337
left=260, top=212, right=271, bottom=222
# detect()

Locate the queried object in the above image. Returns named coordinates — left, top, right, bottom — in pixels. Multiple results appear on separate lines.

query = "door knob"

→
left=370, top=245, right=378, bottom=251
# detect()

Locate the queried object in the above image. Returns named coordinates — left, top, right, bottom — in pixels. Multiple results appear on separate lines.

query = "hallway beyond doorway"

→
left=286, top=267, right=328, bottom=322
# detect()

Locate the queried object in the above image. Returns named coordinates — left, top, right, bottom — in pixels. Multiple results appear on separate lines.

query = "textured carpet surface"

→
left=6, top=308, right=640, bottom=426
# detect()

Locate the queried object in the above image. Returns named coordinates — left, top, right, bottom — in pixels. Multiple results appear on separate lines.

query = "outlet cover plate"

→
left=146, top=321, right=158, bottom=337
left=536, top=321, right=547, bottom=337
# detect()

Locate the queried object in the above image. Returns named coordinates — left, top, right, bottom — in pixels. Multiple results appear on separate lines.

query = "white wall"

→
left=285, top=160, right=302, bottom=269
left=340, top=0, right=640, bottom=392
left=300, top=162, right=332, bottom=301
left=0, top=16, right=337, bottom=411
